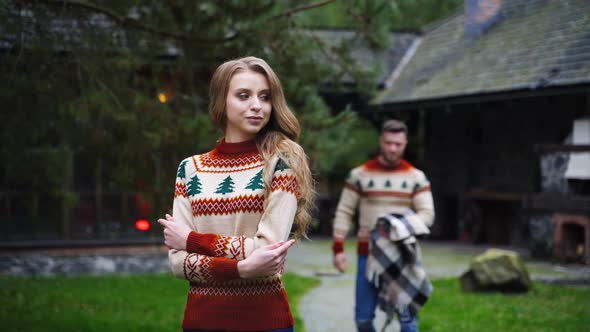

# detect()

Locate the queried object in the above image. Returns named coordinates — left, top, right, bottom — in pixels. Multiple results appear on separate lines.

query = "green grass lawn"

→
left=2, top=273, right=588, bottom=332
left=421, top=278, right=590, bottom=332
left=0, top=272, right=319, bottom=332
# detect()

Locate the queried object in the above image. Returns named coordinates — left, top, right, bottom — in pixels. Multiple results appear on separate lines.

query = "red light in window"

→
left=135, top=219, right=151, bottom=231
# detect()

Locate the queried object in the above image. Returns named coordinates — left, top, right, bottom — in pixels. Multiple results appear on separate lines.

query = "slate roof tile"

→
left=373, top=0, right=590, bottom=105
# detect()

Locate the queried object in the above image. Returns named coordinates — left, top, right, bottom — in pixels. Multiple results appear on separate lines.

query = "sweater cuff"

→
left=210, top=257, right=240, bottom=281
left=332, top=240, right=344, bottom=255
left=357, top=241, right=369, bottom=256
left=186, top=231, right=217, bottom=254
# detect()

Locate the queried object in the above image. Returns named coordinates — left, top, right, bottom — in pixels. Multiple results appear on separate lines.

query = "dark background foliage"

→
left=0, top=0, right=461, bottom=239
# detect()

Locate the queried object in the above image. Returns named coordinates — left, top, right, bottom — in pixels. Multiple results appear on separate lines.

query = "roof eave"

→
left=369, top=83, right=590, bottom=112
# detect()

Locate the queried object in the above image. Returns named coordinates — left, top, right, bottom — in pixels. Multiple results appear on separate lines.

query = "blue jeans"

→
left=355, top=255, right=418, bottom=332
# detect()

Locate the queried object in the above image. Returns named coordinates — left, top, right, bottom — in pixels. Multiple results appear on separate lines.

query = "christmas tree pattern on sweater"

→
left=245, top=170, right=264, bottom=191
left=215, top=176, right=235, bottom=195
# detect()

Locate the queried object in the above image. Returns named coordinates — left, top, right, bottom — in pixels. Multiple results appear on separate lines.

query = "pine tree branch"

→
left=273, top=0, right=336, bottom=19
left=164, top=0, right=185, bottom=30
left=306, top=30, right=360, bottom=85
left=18, top=0, right=237, bottom=44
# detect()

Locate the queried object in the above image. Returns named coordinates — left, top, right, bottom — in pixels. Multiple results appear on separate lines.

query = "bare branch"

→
left=20, top=0, right=237, bottom=45
left=273, top=0, right=336, bottom=19
left=306, top=30, right=360, bottom=83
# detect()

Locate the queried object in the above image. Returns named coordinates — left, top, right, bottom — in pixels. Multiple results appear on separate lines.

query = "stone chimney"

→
left=464, top=0, right=503, bottom=37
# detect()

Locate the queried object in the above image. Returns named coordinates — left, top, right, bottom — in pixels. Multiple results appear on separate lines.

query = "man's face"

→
left=379, top=131, right=407, bottom=166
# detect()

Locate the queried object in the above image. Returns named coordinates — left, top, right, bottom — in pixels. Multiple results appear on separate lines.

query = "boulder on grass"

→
left=460, top=248, right=532, bottom=293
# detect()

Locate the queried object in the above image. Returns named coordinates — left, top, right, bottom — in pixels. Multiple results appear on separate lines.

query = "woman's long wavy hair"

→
left=208, top=56, right=314, bottom=239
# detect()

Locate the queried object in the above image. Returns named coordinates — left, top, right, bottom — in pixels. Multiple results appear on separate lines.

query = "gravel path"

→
left=285, top=238, right=590, bottom=332
left=285, top=239, right=394, bottom=332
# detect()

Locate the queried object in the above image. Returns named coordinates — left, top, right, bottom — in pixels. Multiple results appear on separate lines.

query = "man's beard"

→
left=380, top=152, right=401, bottom=167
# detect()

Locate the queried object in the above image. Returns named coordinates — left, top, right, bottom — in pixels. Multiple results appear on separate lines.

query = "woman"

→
left=157, top=56, right=314, bottom=332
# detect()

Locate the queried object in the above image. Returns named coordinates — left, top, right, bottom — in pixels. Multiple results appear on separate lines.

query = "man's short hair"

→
left=381, top=119, right=408, bottom=135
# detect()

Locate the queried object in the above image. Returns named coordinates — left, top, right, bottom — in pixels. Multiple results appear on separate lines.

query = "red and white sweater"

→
left=332, top=158, right=435, bottom=256
left=169, top=138, right=298, bottom=331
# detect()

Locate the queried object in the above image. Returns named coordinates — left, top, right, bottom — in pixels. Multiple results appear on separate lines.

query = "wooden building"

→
left=369, top=0, right=590, bottom=260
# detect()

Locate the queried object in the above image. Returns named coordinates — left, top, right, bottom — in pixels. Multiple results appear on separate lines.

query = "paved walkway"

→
left=284, top=238, right=590, bottom=332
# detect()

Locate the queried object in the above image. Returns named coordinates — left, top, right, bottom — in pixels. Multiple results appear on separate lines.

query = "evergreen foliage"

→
left=0, top=0, right=460, bottom=238
left=298, top=0, right=463, bottom=31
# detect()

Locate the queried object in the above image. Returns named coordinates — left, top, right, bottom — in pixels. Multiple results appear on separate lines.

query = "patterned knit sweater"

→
left=169, top=139, right=298, bottom=331
left=332, top=158, right=435, bottom=255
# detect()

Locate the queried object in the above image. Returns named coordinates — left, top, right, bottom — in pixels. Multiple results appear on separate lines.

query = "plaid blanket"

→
left=366, top=211, right=433, bottom=330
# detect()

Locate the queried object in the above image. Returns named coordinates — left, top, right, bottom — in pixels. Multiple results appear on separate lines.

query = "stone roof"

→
left=0, top=5, right=181, bottom=56
left=373, top=0, right=590, bottom=106
left=310, top=29, right=419, bottom=86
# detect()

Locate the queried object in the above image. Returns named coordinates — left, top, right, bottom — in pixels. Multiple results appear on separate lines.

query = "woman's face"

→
left=224, top=70, right=272, bottom=142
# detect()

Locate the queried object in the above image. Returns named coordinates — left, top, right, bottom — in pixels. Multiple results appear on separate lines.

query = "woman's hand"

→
left=237, top=240, right=295, bottom=278
left=157, top=214, right=193, bottom=251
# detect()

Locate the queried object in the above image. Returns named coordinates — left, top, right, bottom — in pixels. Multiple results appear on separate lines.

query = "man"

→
left=332, top=119, right=435, bottom=332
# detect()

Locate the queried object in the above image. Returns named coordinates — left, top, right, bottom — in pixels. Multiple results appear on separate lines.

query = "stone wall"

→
left=0, top=254, right=169, bottom=276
